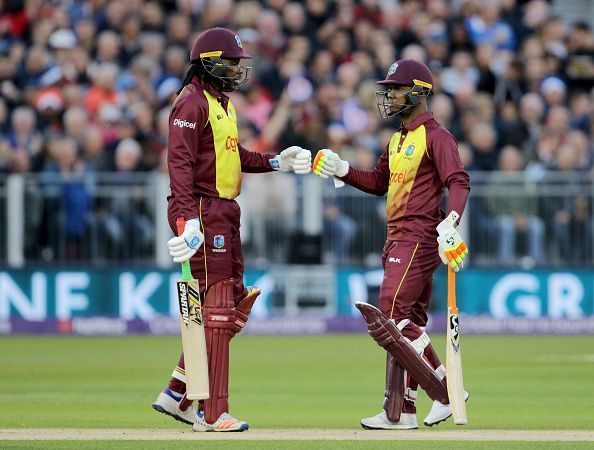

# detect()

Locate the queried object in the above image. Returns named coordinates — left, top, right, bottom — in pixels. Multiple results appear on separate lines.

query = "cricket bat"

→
left=446, top=267, right=467, bottom=425
left=176, top=218, right=209, bottom=400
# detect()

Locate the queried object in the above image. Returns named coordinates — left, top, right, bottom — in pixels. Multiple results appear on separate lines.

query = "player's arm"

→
left=167, top=97, right=206, bottom=262
left=312, top=148, right=390, bottom=195
left=168, top=96, right=204, bottom=219
left=430, top=130, right=470, bottom=218
left=238, top=142, right=277, bottom=173
left=430, top=130, right=471, bottom=272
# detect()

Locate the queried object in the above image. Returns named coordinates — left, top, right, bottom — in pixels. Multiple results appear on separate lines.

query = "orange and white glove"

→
left=312, top=149, right=349, bottom=187
left=436, top=211, right=468, bottom=272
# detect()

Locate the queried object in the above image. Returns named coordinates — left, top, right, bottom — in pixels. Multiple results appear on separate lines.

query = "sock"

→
left=167, top=353, right=187, bottom=394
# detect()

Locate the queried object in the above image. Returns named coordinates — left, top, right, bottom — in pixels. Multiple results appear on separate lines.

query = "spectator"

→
left=518, top=92, right=545, bottom=161
left=95, top=30, right=121, bottom=65
left=540, top=76, right=567, bottom=107
left=119, top=14, right=142, bottom=66
left=63, top=106, right=89, bottom=144
left=241, top=171, right=298, bottom=264
left=81, top=126, right=111, bottom=172
left=566, top=22, right=594, bottom=92
left=543, top=143, right=592, bottom=263
left=73, top=18, right=97, bottom=53
left=84, top=63, right=120, bottom=118
left=465, top=0, right=516, bottom=50
left=468, top=122, right=499, bottom=171
left=440, top=50, right=479, bottom=96
left=485, top=145, right=545, bottom=266
left=568, top=91, right=593, bottom=134
left=495, top=101, right=525, bottom=148
left=7, top=106, right=43, bottom=163
left=40, top=137, right=91, bottom=260
left=95, top=138, right=154, bottom=259
left=0, top=138, right=11, bottom=173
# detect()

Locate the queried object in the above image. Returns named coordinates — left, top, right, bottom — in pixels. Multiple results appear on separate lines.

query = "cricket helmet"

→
left=190, top=27, right=251, bottom=61
left=189, top=27, right=252, bottom=92
left=376, top=59, right=433, bottom=118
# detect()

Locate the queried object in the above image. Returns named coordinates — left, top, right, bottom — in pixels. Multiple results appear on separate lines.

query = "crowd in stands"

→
left=0, top=0, right=592, bottom=265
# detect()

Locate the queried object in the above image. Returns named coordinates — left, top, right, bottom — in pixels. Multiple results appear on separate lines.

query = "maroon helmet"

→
left=376, top=59, right=433, bottom=118
left=190, top=27, right=251, bottom=61
left=185, top=27, right=252, bottom=92
left=377, top=59, right=433, bottom=88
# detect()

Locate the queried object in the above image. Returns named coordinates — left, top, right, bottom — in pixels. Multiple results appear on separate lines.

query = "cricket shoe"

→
left=193, top=411, right=249, bottom=432
left=360, top=411, right=418, bottom=430
left=423, top=391, right=470, bottom=427
left=152, top=388, right=196, bottom=425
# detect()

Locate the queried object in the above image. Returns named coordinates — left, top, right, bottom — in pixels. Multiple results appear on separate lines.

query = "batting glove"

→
left=437, top=211, right=468, bottom=272
left=168, top=218, right=204, bottom=263
left=312, top=148, right=349, bottom=178
left=270, top=146, right=312, bottom=174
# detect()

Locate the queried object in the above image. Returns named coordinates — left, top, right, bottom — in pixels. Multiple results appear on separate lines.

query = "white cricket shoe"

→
left=423, top=391, right=470, bottom=427
left=360, top=411, right=418, bottom=430
left=192, top=411, right=249, bottom=432
left=152, top=388, right=196, bottom=425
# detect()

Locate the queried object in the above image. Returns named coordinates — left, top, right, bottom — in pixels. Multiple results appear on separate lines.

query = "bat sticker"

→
left=449, top=314, right=460, bottom=351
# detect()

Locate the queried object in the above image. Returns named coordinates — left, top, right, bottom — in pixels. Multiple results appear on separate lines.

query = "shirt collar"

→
left=191, top=77, right=228, bottom=102
left=399, top=111, right=434, bottom=132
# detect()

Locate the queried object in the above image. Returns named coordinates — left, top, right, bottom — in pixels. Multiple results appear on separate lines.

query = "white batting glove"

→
left=312, top=149, right=349, bottom=182
left=167, top=218, right=204, bottom=263
left=436, top=211, right=468, bottom=272
left=270, top=146, right=312, bottom=174
left=292, top=148, right=312, bottom=174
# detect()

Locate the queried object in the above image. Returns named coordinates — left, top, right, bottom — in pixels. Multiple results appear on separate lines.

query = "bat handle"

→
left=176, top=217, right=192, bottom=280
left=447, top=267, right=458, bottom=312
left=176, top=217, right=185, bottom=235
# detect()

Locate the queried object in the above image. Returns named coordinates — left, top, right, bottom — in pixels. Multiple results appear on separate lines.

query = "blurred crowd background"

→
left=0, top=0, right=593, bottom=268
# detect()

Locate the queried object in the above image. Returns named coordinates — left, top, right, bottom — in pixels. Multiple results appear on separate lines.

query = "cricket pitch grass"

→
left=1, top=334, right=593, bottom=449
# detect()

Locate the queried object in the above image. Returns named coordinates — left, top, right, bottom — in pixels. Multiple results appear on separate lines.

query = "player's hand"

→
left=312, top=149, right=349, bottom=179
left=437, top=211, right=468, bottom=272
left=270, top=146, right=312, bottom=174
left=168, top=218, right=204, bottom=263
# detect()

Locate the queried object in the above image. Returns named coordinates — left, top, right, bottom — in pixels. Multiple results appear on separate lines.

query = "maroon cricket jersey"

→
left=341, top=111, right=470, bottom=244
left=167, top=78, right=276, bottom=220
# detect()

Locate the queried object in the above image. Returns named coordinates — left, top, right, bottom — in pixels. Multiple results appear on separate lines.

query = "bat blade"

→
left=177, top=277, right=209, bottom=400
left=446, top=268, right=467, bottom=425
left=175, top=217, right=209, bottom=401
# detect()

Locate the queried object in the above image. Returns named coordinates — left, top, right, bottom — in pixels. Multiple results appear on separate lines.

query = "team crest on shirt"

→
left=212, top=235, right=226, bottom=252
left=387, top=62, right=398, bottom=75
left=405, top=144, right=415, bottom=156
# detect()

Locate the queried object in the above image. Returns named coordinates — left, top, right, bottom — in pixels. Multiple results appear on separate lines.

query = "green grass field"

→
left=1, top=333, right=593, bottom=448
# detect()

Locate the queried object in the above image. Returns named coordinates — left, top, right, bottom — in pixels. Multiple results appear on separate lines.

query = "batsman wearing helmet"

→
left=312, top=59, right=470, bottom=429
left=152, top=27, right=311, bottom=432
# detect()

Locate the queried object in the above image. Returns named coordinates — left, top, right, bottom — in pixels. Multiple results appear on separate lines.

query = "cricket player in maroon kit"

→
left=313, top=59, right=470, bottom=429
left=152, top=27, right=311, bottom=432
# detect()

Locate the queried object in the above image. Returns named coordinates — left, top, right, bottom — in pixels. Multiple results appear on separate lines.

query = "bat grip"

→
left=176, top=217, right=185, bottom=235
left=447, top=267, right=458, bottom=312
left=176, top=217, right=192, bottom=280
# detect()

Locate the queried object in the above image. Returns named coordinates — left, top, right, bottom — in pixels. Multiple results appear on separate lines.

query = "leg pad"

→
left=383, top=352, right=405, bottom=422
left=203, top=279, right=236, bottom=424
left=231, top=287, right=261, bottom=338
left=356, top=302, right=449, bottom=404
